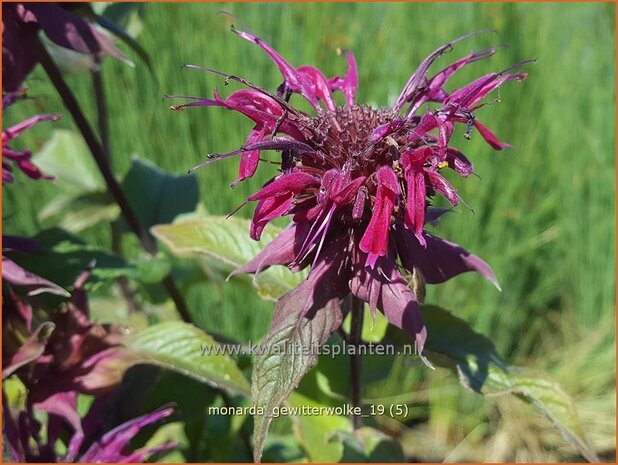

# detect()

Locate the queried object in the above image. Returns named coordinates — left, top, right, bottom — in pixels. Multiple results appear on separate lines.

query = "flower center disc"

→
left=308, top=105, right=402, bottom=163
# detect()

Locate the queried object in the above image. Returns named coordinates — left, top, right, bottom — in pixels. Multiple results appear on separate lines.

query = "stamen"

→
left=188, top=148, right=243, bottom=173
left=462, top=110, right=476, bottom=140
left=162, top=94, right=204, bottom=101
left=270, top=108, right=289, bottom=139
left=189, top=138, right=310, bottom=174
left=470, top=96, right=502, bottom=112
left=244, top=138, right=315, bottom=154
left=497, top=58, right=538, bottom=76
left=293, top=203, right=335, bottom=266
left=181, top=64, right=300, bottom=115
left=450, top=29, right=498, bottom=46
left=217, top=10, right=257, bottom=38
left=310, top=203, right=337, bottom=269
left=226, top=200, right=249, bottom=218
left=258, top=158, right=281, bottom=165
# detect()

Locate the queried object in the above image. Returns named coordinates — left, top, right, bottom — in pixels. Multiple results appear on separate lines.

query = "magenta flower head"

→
left=2, top=89, right=59, bottom=183
left=3, top=267, right=175, bottom=462
left=3, top=396, right=175, bottom=462
left=2, top=2, right=128, bottom=92
left=170, top=25, right=529, bottom=357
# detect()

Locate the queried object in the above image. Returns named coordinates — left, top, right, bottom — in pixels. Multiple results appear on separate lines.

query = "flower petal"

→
left=77, top=347, right=136, bottom=394
left=243, top=138, right=316, bottom=156
left=370, top=119, right=405, bottom=143
left=169, top=89, right=308, bottom=141
left=473, top=120, right=512, bottom=150
left=232, top=26, right=322, bottom=111
left=248, top=171, right=319, bottom=240
left=328, top=50, right=358, bottom=106
left=224, top=88, right=284, bottom=115
left=467, top=73, right=527, bottom=109
left=79, top=404, right=174, bottom=463
left=33, top=392, right=83, bottom=437
left=321, top=169, right=367, bottom=206
left=401, top=148, right=431, bottom=246
left=427, top=171, right=459, bottom=206
left=2, top=256, right=69, bottom=297
left=394, top=30, right=492, bottom=112
left=2, top=5, right=40, bottom=92
left=25, top=3, right=128, bottom=63
left=297, top=65, right=336, bottom=111
left=248, top=171, right=319, bottom=202
left=352, top=187, right=367, bottom=220
left=232, top=125, right=269, bottom=186
left=445, top=71, right=526, bottom=112
left=444, top=73, right=500, bottom=109
left=3, top=114, right=59, bottom=144
left=2, top=322, right=52, bottom=379
left=122, top=442, right=177, bottom=463
left=445, top=148, right=474, bottom=176
left=359, top=166, right=400, bottom=267
left=250, top=195, right=294, bottom=241
left=332, top=176, right=366, bottom=206
left=408, top=47, right=498, bottom=115
left=410, top=170, right=427, bottom=246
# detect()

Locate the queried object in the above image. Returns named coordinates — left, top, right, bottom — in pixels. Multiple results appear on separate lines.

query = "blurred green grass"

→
left=3, top=2, right=615, bottom=459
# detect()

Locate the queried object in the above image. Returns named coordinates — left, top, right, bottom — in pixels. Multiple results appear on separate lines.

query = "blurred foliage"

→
left=3, top=2, right=615, bottom=462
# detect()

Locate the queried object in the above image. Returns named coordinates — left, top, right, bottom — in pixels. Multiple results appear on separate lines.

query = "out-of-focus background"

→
left=3, top=2, right=615, bottom=462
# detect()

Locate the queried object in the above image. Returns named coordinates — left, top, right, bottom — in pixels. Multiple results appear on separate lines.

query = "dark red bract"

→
left=2, top=268, right=176, bottom=462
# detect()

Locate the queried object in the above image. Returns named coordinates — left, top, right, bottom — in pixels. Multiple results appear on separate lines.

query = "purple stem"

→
left=348, top=294, right=364, bottom=429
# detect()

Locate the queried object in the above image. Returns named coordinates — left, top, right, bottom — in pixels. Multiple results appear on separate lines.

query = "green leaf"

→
left=151, top=214, right=305, bottom=301
left=335, top=427, right=405, bottom=462
left=5, top=228, right=134, bottom=291
left=289, top=393, right=351, bottom=462
left=33, top=129, right=105, bottom=193
left=3, top=377, right=27, bottom=409
left=251, top=283, right=343, bottom=462
left=261, top=434, right=306, bottom=463
left=121, top=157, right=198, bottom=231
left=132, top=253, right=172, bottom=284
left=125, top=322, right=250, bottom=397
left=342, top=305, right=389, bottom=343
left=39, top=191, right=120, bottom=233
left=102, top=366, right=219, bottom=462
left=89, top=295, right=150, bottom=331
left=404, top=305, right=599, bottom=462
left=98, top=2, right=146, bottom=37
left=2, top=322, right=55, bottom=379
left=288, top=392, right=404, bottom=463
left=361, top=308, right=390, bottom=343
left=42, top=36, right=98, bottom=74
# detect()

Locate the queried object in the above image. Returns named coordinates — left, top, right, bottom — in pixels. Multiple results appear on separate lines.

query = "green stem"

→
left=91, top=65, right=110, bottom=163
left=91, top=62, right=142, bottom=313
